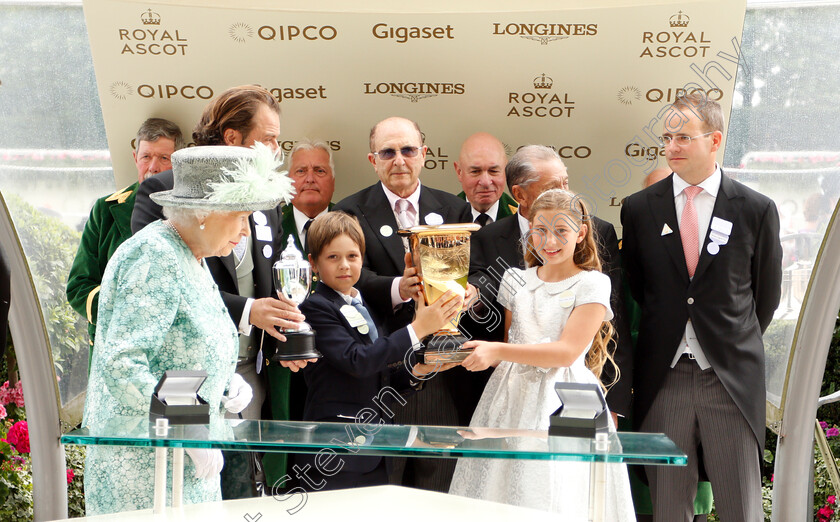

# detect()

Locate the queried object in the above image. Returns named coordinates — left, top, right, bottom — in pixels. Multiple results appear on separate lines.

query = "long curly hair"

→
left=523, top=189, right=618, bottom=388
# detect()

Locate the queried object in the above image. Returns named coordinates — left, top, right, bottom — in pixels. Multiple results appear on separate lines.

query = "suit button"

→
left=687, top=297, right=695, bottom=304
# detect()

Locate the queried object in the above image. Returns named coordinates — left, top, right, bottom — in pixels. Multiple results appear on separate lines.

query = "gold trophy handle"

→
left=404, top=248, right=429, bottom=305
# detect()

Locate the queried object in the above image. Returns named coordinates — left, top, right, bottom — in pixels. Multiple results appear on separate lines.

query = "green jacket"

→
left=457, top=191, right=518, bottom=220
left=66, top=182, right=138, bottom=343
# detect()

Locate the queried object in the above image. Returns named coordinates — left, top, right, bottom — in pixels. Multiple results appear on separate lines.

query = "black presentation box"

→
left=149, top=370, right=210, bottom=425
left=548, top=382, right=609, bottom=439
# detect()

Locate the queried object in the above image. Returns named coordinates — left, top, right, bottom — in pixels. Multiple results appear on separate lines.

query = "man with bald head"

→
left=644, top=166, right=672, bottom=188
left=335, top=116, right=471, bottom=332
left=454, top=132, right=518, bottom=226
left=334, top=116, right=471, bottom=492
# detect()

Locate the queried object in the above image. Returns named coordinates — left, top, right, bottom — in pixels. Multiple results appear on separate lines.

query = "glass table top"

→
left=62, top=417, right=686, bottom=465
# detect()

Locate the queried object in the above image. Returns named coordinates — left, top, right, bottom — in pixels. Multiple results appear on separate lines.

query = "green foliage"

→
left=64, top=445, right=86, bottom=518
left=5, top=194, right=89, bottom=389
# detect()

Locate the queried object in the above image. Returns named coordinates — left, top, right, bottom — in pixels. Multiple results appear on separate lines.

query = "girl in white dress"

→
left=449, top=189, right=634, bottom=519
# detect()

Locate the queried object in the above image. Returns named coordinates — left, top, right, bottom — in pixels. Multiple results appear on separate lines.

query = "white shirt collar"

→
left=672, top=164, right=722, bottom=199
left=292, top=205, right=328, bottom=241
left=470, top=199, right=500, bottom=223
left=381, top=181, right=422, bottom=214
left=335, top=286, right=361, bottom=305
left=517, top=212, right=530, bottom=238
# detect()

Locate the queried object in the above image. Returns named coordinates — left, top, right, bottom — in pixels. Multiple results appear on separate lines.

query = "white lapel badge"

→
left=339, top=304, right=368, bottom=334
left=380, top=225, right=393, bottom=237
left=252, top=211, right=268, bottom=226
left=262, top=245, right=273, bottom=259
left=254, top=224, right=272, bottom=242
left=424, top=213, right=444, bottom=226
left=661, top=223, right=673, bottom=236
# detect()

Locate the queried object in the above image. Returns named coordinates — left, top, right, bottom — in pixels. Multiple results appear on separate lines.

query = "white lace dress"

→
left=449, top=267, right=635, bottom=519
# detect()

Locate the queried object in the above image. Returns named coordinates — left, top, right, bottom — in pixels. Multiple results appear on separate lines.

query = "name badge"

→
left=339, top=305, right=367, bottom=329
left=255, top=225, right=272, bottom=242
left=709, top=230, right=729, bottom=245
left=558, top=290, right=575, bottom=308
left=252, top=211, right=268, bottom=226
left=710, top=217, right=733, bottom=236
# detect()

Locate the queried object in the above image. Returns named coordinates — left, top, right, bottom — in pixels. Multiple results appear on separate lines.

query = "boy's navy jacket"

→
left=298, top=281, right=419, bottom=475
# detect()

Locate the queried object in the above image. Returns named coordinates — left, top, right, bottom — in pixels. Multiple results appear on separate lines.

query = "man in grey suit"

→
left=621, top=92, right=782, bottom=521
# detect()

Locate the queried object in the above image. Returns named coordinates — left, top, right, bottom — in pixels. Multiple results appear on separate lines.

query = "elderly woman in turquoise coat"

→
left=82, top=144, right=293, bottom=515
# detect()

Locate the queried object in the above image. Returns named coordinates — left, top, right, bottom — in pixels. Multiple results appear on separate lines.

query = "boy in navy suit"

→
left=292, top=212, right=461, bottom=491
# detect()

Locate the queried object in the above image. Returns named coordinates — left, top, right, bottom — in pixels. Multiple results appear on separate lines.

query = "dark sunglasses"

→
left=372, top=146, right=423, bottom=161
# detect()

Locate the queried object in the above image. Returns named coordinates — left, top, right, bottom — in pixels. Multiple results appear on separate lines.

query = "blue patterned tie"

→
left=350, top=296, right=379, bottom=342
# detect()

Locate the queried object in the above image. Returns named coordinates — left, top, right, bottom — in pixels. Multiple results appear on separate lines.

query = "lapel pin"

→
left=661, top=223, right=673, bottom=236
left=252, top=211, right=268, bottom=226
left=262, top=245, right=272, bottom=259
left=424, top=213, right=444, bottom=226
left=380, top=225, right=393, bottom=237
left=707, top=242, right=720, bottom=255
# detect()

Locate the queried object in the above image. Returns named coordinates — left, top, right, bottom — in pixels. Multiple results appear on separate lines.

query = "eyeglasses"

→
left=658, top=131, right=714, bottom=146
left=372, top=146, right=423, bottom=161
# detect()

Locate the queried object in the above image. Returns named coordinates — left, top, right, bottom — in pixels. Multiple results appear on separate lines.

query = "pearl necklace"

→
left=164, top=220, right=184, bottom=242
left=164, top=220, right=203, bottom=264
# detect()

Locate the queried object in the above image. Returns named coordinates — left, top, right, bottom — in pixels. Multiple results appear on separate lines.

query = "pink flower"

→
left=0, top=404, right=6, bottom=420
left=13, top=381, right=24, bottom=408
left=770, top=473, right=774, bottom=482
left=821, top=421, right=829, bottom=430
left=66, top=468, right=75, bottom=484
left=0, top=381, right=9, bottom=405
left=818, top=504, right=835, bottom=521
left=827, top=427, right=840, bottom=438
left=829, top=495, right=837, bottom=504
left=6, top=421, right=30, bottom=453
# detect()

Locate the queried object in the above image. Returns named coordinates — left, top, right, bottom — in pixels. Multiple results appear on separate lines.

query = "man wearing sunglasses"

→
left=621, top=92, right=782, bottom=521
left=334, top=116, right=471, bottom=492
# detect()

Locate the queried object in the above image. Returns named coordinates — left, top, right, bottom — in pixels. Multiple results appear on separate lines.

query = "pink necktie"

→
left=680, top=186, right=703, bottom=277
left=681, top=186, right=703, bottom=278
left=395, top=199, right=415, bottom=229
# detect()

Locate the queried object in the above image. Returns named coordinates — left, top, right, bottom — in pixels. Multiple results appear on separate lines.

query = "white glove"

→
left=185, top=448, right=223, bottom=480
left=222, top=373, right=252, bottom=414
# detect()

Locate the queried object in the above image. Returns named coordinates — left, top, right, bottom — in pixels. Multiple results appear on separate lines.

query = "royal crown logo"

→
left=141, top=8, right=161, bottom=25
left=669, top=11, right=690, bottom=28
left=534, top=74, right=553, bottom=89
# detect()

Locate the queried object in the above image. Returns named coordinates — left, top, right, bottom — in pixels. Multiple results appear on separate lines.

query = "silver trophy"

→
left=269, top=236, right=321, bottom=361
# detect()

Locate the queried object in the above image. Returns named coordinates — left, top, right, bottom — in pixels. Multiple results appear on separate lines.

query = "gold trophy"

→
left=398, top=223, right=480, bottom=364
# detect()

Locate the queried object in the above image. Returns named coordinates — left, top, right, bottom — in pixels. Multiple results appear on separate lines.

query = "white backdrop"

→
left=83, top=0, right=747, bottom=226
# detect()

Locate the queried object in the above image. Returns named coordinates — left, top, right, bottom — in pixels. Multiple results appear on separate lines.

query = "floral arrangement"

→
left=0, top=380, right=33, bottom=520
left=0, top=380, right=86, bottom=519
